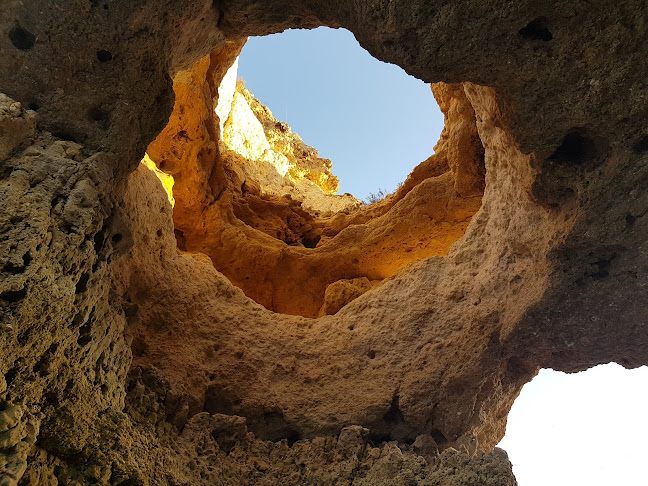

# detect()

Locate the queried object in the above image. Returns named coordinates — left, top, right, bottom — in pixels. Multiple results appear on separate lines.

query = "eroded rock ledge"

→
left=2, top=1, right=648, bottom=485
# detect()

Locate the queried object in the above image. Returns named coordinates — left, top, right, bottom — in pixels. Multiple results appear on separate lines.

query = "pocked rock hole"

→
left=142, top=29, right=486, bottom=318
left=498, top=364, right=648, bottom=486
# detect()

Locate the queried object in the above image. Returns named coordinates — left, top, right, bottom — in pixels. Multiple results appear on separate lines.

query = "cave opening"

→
left=140, top=28, right=486, bottom=318
left=237, top=27, right=443, bottom=202
left=498, top=364, right=648, bottom=485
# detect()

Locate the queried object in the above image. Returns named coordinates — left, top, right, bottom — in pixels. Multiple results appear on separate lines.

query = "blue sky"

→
left=499, top=364, right=648, bottom=486
left=238, top=27, right=443, bottom=200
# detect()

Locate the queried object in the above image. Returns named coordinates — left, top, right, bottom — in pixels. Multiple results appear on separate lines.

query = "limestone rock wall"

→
left=0, top=91, right=513, bottom=486
left=0, top=96, right=133, bottom=484
left=2, top=1, right=648, bottom=485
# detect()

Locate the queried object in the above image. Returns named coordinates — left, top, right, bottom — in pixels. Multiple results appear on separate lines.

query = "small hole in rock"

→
left=51, top=129, right=87, bottom=144
left=4, top=366, right=19, bottom=387
left=75, top=273, right=90, bottom=294
left=383, top=396, right=405, bottom=426
left=626, top=213, right=637, bottom=228
left=28, top=102, right=39, bottom=111
left=3, top=263, right=24, bottom=275
left=3, top=252, right=32, bottom=275
left=174, top=229, right=187, bottom=250
left=77, top=332, right=93, bottom=347
left=94, top=228, right=107, bottom=254
left=9, top=26, right=36, bottom=50
left=633, top=135, right=648, bottom=154
left=248, top=411, right=302, bottom=444
left=70, top=310, right=87, bottom=328
left=96, top=49, right=113, bottom=62
left=302, top=235, right=320, bottom=248
left=112, top=233, right=123, bottom=243
left=0, top=288, right=27, bottom=303
left=518, top=17, right=553, bottom=42
left=367, top=350, right=376, bottom=359
left=33, top=349, right=54, bottom=376
left=88, top=106, right=109, bottom=122
left=43, top=391, right=60, bottom=408
left=549, top=131, right=596, bottom=164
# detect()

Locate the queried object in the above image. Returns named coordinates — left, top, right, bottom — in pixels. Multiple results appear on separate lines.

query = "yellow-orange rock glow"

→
left=144, top=45, right=485, bottom=318
left=141, top=153, right=175, bottom=207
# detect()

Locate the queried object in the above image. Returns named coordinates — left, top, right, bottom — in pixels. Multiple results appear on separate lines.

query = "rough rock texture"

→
left=2, top=1, right=648, bottom=485
left=319, top=277, right=376, bottom=317
left=117, top=81, right=537, bottom=452
left=0, top=94, right=37, bottom=161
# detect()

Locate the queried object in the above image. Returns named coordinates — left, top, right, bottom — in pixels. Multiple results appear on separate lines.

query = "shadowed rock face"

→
left=2, top=1, right=648, bottom=484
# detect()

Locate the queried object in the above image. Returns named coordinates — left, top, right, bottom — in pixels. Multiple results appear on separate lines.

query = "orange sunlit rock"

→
left=145, top=46, right=485, bottom=318
left=141, top=153, right=175, bottom=207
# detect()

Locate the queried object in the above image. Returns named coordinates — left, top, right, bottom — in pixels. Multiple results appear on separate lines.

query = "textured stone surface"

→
left=0, top=94, right=37, bottom=161
left=2, top=1, right=648, bottom=484
left=319, top=277, right=375, bottom=317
